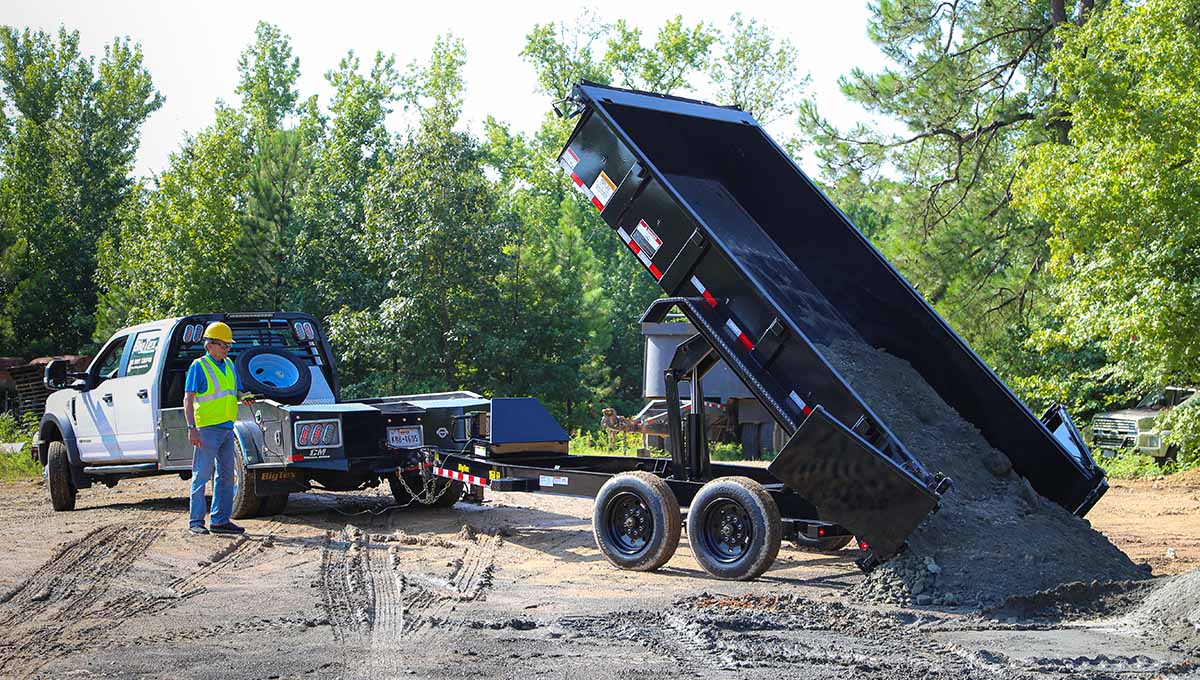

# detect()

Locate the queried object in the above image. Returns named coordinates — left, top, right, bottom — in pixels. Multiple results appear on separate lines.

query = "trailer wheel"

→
left=792, top=533, right=853, bottom=553
left=259, top=493, right=288, bottom=516
left=593, top=471, right=681, bottom=571
left=687, top=477, right=781, bottom=580
left=230, top=439, right=261, bottom=520
left=46, top=441, right=77, bottom=511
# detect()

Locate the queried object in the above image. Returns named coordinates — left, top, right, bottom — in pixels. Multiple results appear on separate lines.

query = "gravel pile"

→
left=816, top=340, right=1147, bottom=608
left=1127, top=568, right=1200, bottom=653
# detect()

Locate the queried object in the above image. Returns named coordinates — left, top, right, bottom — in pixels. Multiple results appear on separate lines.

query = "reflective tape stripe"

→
left=789, top=391, right=813, bottom=416
left=690, top=276, right=718, bottom=308
left=195, top=389, right=237, bottom=403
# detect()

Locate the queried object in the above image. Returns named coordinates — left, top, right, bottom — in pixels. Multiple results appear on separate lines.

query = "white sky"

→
left=7, top=1, right=891, bottom=179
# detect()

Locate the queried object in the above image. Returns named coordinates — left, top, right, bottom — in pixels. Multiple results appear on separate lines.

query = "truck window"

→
left=125, top=330, right=161, bottom=377
left=92, top=335, right=129, bottom=382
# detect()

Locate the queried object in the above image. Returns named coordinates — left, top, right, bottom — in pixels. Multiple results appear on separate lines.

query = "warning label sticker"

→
left=590, top=171, right=617, bottom=208
left=633, top=219, right=663, bottom=257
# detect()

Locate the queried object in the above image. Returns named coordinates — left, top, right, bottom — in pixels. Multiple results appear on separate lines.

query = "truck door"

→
left=111, top=328, right=163, bottom=463
left=76, top=334, right=129, bottom=463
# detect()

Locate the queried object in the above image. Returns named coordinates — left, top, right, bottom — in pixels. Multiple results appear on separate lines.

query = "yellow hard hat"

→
left=202, top=321, right=234, bottom=344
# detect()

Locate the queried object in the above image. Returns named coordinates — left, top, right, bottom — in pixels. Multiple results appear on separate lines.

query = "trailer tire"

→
left=793, top=533, right=853, bottom=553
left=259, top=493, right=288, bottom=516
left=593, top=471, right=681, bottom=572
left=46, top=441, right=77, bottom=511
left=687, top=477, right=781, bottom=580
left=230, top=439, right=261, bottom=520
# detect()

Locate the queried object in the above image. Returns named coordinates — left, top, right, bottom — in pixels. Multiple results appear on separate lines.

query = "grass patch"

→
left=1100, top=448, right=1178, bottom=479
left=0, top=412, right=41, bottom=482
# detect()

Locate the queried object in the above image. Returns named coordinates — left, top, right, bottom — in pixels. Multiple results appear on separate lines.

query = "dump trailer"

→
left=550, top=82, right=1106, bottom=568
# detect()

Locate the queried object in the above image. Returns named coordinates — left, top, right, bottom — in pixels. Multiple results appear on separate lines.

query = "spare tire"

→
left=235, top=347, right=311, bottom=405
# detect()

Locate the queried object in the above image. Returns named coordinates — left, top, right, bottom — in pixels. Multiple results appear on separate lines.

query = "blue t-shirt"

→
left=185, top=355, right=243, bottom=429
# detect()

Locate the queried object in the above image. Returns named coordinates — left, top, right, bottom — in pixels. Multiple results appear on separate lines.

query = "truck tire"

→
left=593, top=471, right=681, bottom=571
left=687, top=477, right=781, bottom=580
left=236, top=347, right=311, bottom=405
left=46, top=441, right=77, bottom=511
left=259, top=494, right=288, bottom=516
left=793, top=533, right=853, bottom=553
left=230, top=439, right=261, bottom=520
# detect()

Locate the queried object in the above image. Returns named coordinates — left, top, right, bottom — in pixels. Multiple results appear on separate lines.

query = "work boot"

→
left=209, top=522, right=245, bottom=535
left=189, top=525, right=209, bottom=535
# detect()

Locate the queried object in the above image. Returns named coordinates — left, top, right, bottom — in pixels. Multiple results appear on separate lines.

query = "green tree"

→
left=0, top=27, right=161, bottom=355
left=710, top=13, right=807, bottom=123
left=240, top=128, right=309, bottom=310
left=800, top=0, right=1124, bottom=412
left=1016, top=0, right=1200, bottom=388
left=328, top=36, right=508, bottom=396
left=97, top=23, right=300, bottom=327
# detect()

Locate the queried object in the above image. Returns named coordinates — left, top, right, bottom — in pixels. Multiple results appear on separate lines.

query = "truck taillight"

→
left=298, top=424, right=312, bottom=446
left=309, top=424, right=324, bottom=444
left=322, top=424, right=336, bottom=444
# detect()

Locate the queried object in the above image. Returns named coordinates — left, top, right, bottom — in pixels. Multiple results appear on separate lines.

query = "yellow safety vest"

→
left=194, top=355, right=238, bottom=427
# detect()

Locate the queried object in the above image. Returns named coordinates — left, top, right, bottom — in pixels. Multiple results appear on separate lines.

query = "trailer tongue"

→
left=554, top=82, right=1107, bottom=563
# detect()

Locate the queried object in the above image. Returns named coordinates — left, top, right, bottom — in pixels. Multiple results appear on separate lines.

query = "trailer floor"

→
left=0, top=473, right=1196, bottom=679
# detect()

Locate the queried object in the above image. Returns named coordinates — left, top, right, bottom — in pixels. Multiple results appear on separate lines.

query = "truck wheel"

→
left=259, top=494, right=288, bottom=516
left=46, top=441, right=77, bottom=511
left=428, top=479, right=464, bottom=508
left=793, top=533, right=853, bottom=553
left=593, top=471, right=681, bottom=571
left=230, top=439, right=261, bottom=520
left=687, top=477, right=781, bottom=580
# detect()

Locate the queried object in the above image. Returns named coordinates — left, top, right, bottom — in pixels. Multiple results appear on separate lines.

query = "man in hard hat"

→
left=184, top=321, right=255, bottom=535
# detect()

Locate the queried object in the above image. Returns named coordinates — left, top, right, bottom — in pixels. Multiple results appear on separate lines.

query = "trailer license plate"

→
left=387, top=426, right=422, bottom=448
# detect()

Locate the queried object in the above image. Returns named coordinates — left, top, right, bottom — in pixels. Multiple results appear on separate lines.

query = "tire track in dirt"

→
left=318, top=525, right=501, bottom=645
left=0, top=522, right=167, bottom=677
left=0, top=517, right=288, bottom=678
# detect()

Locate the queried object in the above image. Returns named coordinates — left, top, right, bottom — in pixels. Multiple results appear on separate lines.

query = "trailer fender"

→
left=36, top=414, right=91, bottom=489
left=232, top=419, right=265, bottom=466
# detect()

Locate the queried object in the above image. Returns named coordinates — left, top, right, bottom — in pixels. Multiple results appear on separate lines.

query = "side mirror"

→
left=44, top=360, right=69, bottom=390
left=44, top=360, right=88, bottom=391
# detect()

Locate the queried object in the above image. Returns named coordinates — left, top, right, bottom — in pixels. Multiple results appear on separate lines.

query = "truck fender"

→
left=36, top=414, right=92, bottom=489
left=233, top=420, right=266, bottom=466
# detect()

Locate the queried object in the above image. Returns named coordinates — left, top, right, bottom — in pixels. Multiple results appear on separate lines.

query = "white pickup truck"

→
left=33, top=312, right=493, bottom=516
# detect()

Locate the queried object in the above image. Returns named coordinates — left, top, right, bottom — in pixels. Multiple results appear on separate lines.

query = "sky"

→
left=6, top=1, right=893, bottom=179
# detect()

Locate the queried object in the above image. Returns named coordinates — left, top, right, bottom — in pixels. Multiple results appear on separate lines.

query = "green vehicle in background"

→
left=1090, top=386, right=1196, bottom=460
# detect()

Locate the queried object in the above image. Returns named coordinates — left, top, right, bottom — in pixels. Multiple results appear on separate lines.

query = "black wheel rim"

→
left=702, top=498, right=753, bottom=563
left=604, top=491, right=653, bottom=556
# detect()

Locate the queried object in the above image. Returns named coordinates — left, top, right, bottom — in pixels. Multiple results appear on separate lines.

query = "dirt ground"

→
left=0, top=472, right=1196, bottom=680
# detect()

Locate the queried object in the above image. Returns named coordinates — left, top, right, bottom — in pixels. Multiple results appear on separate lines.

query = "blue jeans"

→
left=190, top=426, right=236, bottom=527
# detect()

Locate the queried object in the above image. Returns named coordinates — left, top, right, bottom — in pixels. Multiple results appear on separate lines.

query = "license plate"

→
left=387, top=426, right=423, bottom=448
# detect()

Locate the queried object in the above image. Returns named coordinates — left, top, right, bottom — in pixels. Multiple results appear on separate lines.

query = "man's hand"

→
left=241, top=397, right=256, bottom=407
left=188, top=427, right=201, bottom=448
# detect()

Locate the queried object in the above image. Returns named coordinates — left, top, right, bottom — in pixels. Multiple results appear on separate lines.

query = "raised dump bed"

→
left=555, top=82, right=1106, bottom=560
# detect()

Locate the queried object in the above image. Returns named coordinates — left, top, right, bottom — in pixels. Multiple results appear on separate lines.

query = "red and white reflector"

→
left=432, top=466, right=491, bottom=488
left=617, top=226, right=663, bottom=280
left=558, top=148, right=580, bottom=173
left=789, top=390, right=813, bottom=416
left=689, top=276, right=719, bottom=308
left=288, top=453, right=304, bottom=463
left=724, top=319, right=755, bottom=351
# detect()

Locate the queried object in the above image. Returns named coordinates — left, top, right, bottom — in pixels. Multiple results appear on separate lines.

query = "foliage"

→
left=1100, top=450, right=1176, bottom=480
left=0, top=412, right=40, bottom=481
left=0, top=26, right=161, bottom=355
left=1015, top=0, right=1200, bottom=389
left=709, top=13, right=806, bottom=123
left=1159, top=397, right=1200, bottom=470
